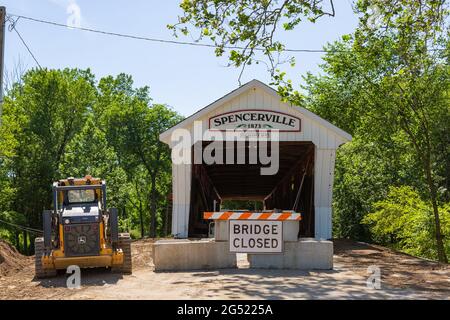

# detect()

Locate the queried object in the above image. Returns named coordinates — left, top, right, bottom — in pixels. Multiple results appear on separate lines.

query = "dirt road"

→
left=0, top=239, right=448, bottom=300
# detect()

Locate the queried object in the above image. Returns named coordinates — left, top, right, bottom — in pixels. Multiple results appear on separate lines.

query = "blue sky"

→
left=3, top=0, right=359, bottom=117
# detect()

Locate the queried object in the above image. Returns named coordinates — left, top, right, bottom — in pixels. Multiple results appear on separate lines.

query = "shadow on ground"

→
left=33, top=268, right=123, bottom=288
left=153, top=267, right=415, bottom=299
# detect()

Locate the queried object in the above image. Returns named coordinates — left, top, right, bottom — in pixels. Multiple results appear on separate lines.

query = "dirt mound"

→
left=0, top=239, right=30, bottom=277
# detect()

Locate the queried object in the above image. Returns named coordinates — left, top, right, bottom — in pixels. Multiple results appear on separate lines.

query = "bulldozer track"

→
left=112, top=234, right=132, bottom=274
left=34, top=238, right=57, bottom=279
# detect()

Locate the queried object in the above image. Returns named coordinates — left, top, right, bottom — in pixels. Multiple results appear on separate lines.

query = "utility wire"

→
left=6, top=16, right=42, bottom=69
left=0, top=218, right=43, bottom=235
left=7, top=13, right=331, bottom=53
left=8, top=13, right=446, bottom=54
left=5, top=11, right=446, bottom=72
left=0, top=218, right=44, bottom=233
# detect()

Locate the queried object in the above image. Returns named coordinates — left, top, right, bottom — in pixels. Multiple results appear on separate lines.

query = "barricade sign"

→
left=229, top=220, right=283, bottom=253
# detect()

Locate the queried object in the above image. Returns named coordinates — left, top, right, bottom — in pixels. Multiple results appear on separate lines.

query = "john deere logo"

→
left=78, top=236, right=87, bottom=245
left=209, top=110, right=301, bottom=131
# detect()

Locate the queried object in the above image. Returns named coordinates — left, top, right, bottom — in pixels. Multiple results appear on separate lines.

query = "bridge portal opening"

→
left=189, top=141, right=315, bottom=238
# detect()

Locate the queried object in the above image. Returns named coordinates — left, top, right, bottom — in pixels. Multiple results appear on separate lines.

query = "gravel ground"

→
left=0, top=238, right=448, bottom=300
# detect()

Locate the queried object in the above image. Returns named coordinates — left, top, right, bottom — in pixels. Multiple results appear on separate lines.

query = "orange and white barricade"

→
left=203, top=211, right=301, bottom=221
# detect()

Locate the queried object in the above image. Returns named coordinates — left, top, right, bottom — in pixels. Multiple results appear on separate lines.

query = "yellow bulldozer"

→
left=34, top=176, right=132, bottom=278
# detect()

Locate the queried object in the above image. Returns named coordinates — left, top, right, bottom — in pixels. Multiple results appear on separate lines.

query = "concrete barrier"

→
left=248, top=239, right=333, bottom=269
left=282, top=221, right=300, bottom=242
left=214, top=220, right=229, bottom=241
left=152, top=239, right=237, bottom=271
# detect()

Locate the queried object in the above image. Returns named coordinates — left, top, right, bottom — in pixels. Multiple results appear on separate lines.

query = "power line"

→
left=0, top=218, right=43, bottom=233
left=5, top=12, right=446, bottom=63
left=6, top=16, right=42, bottom=68
left=8, top=13, right=330, bottom=53
left=12, top=28, right=42, bottom=69
left=0, top=218, right=43, bottom=235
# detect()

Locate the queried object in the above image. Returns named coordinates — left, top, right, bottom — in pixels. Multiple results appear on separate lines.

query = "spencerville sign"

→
left=209, top=110, right=301, bottom=131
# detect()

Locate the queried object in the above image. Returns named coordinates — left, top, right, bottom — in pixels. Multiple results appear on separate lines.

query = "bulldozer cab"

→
left=35, top=175, right=132, bottom=278
left=53, top=176, right=106, bottom=224
left=64, top=188, right=97, bottom=206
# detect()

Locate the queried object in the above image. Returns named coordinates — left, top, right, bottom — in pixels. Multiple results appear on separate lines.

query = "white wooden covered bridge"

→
left=159, top=79, right=352, bottom=240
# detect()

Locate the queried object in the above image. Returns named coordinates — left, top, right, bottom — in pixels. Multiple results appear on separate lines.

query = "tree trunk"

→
left=400, top=118, right=448, bottom=263
left=424, top=158, right=448, bottom=263
left=22, top=231, right=28, bottom=255
left=164, top=201, right=169, bottom=236
left=139, top=200, right=144, bottom=238
left=122, top=207, right=127, bottom=232
left=15, top=231, right=20, bottom=249
left=150, top=173, right=157, bottom=238
left=29, top=234, right=35, bottom=254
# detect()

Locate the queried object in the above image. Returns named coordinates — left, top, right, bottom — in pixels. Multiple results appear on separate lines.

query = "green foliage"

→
left=221, top=200, right=263, bottom=211
left=98, top=75, right=183, bottom=237
left=300, top=1, right=449, bottom=262
left=0, top=68, right=96, bottom=251
left=169, top=0, right=336, bottom=82
left=363, top=186, right=450, bottom=260
left=332, top=134, right=425, bottom=241
left=0, top=69, right=182, bottom=253
left=59, top=115, right=130, bottom=211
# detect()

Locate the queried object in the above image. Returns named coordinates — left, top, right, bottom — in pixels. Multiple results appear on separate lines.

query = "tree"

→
left=59, top=115, right=130, bottom=217
left=99, top=74, right=183, bottom=238
left=0, top=68, right=96, bottom=252
left=330, top=135, right=424, bottom=241
left=353, top=0, right=448, bottom=262
left=303, top=1, right=449, bottom=262
left=169, top=0, right=336, bottom=83
left=363, top=186, right=450, bottom=260
left=1, top=69, right=182, bottom=251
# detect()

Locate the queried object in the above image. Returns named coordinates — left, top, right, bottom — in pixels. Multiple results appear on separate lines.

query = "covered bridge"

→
left=159, top=79, right=352, bottom=240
